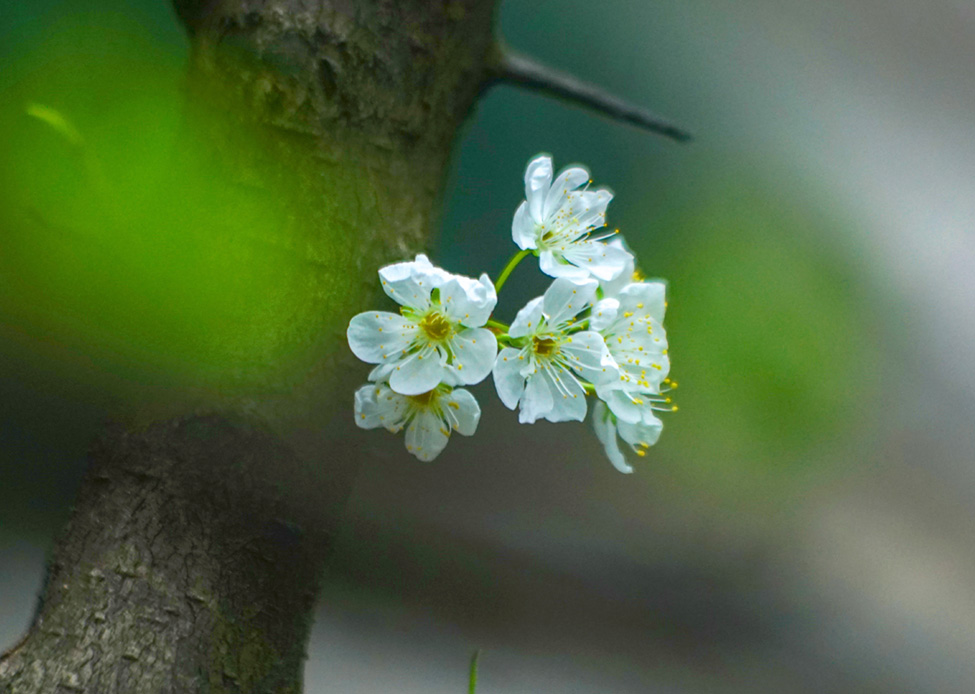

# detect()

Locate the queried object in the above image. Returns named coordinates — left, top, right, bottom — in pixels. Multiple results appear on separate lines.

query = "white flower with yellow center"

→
left=354, top=382, right=480, bottom=462
left=347, top=254, right=498, bottom=396
left=493, top=277, right=619, bottom=424
left=512, top=155, right=632, bottom=281
left=591, top=400, right=663, bottom=474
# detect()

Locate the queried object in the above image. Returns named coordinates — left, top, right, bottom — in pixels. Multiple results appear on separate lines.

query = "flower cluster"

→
left=347, top=154, right=676, bottom=472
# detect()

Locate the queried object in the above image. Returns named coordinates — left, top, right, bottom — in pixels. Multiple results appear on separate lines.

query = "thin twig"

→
left=489, top=48, right=692, bottom=143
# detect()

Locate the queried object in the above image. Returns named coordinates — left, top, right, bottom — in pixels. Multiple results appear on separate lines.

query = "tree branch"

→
left=489, top=48, right=692, bottom=143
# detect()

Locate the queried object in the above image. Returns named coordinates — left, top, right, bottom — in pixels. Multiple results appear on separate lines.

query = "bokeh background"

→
left=3, top=1, right=975, bottom=692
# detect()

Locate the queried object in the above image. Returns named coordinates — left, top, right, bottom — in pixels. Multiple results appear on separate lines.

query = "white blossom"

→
left=590, top=280, right=670, bottom=423
left=493, top=277, right=619, bottom=424
left=591, top=400, right=663, bottom=474
left=354, top=382, right=481, bottom=462
left=589, top=275, right=673, bottom=471
left=511, top=155, right=631, bottom=282
left=347, top=254, right=498, bottom=396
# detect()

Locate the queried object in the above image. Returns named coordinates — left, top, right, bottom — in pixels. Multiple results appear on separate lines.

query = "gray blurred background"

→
left=3, top=1, right=975, bottom=692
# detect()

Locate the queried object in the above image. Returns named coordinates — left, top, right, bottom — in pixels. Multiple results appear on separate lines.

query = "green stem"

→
left=468, top=649, right=481, bottom=694
left=486, top=318, right=509, bottom=332
left=494, top=249, right=531, bottom=292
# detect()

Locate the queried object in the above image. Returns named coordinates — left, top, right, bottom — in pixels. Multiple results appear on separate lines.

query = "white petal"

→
left=542, top=277, right=598, bottom=327
left=409, top=253, right=454, bottom=286
left=353, top=383, right=384, bottom=429
left=561, top=239, right=632, bottom=282
left=569, top=188, right=613, bottom=230
left=388, top=346, right=445, bottom=396
left=508, top=296, right=544, bottom=338
left=378, top=258, right=432, bottom=309
left=493, top=347, right=527, bottom=410
left=347, top=311, right=415, bottom=364
left=625, top=352, right=669, bottom=393
left=354, top=383, right=409, bottom=432
left=441, top=274, right=497, bottom=327
left=445, top=328, right=497, bottom=386
left=538, top=249, right=591, bottom=280
left=595, top=386, right=644, bottom=425
left=524, top=155, right=553, bottom=221
left=618, top=413, right=663, bottom=449
left=519, top=370, right=556, bottom=424
left=538, top=367, right=587, bottom=423
left=618, top=281, right=667, bottom=323
left=589, top=298, right=620, bottom=332
left=368, top=362, right=395, bottom=382
left=550, top=188, right=611, bottom=237
left=605, top=317, right=669, bottom=392
left=512, top=201, right=538, bottom=250
left=543, top=166, right=590, bottom=219
left=405, top=410, right=450, bottom=462
left=599, top=238, right=635, bottom=298
left=592, top=401, right=633, bottom=474
left=560, top=331, right=619, bottom=385
left=443, top=388, right=480, bottom=436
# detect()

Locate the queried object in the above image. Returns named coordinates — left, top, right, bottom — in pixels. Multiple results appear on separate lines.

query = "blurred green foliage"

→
left=0, top=15, right=314, bottom=396
left=632, top=187, right=878, bottom=502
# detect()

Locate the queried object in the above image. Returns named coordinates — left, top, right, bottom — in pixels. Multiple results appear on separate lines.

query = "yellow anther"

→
left=419, top=311, right=451, bottom=341
left=532, top=336, right=558, bottom=357
left=409, top=390, right=438, bottom=406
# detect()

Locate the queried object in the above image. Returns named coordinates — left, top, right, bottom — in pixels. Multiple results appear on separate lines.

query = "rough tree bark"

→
left=1, top=1, right=684, bottom=691
left=1, top=1, right=499, bottom=692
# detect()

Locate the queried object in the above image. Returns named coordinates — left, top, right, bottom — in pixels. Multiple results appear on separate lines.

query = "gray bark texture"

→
left=1, top=1, right=499, bottom=692
left=1, top=417, right=331, bottom=693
